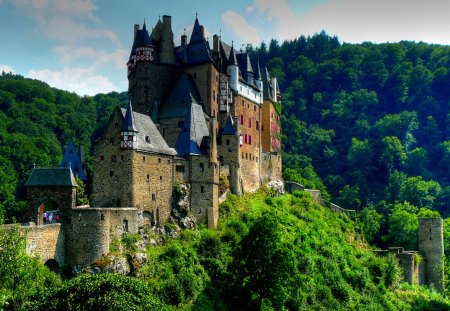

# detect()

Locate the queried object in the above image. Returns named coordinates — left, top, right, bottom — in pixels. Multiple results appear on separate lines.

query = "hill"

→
left=2, top=189, right=449, bottom=310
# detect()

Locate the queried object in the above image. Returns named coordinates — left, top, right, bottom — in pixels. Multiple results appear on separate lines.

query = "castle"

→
left=91, top=15, right=282, bottom=228
left=23, top=15, right=282, bottom=267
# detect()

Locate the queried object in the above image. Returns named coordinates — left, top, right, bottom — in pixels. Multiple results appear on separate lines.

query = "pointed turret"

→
left=222, top=114, right=237, bottom=135
left=59, top=140, right=87, bottom=180
left=227, top=42, right=239, bottom=91
left=254, top=59, right=263, bottom=91
left=189, top=16, right=204, bottom=44
left=121, top=100, right=138, bottom=150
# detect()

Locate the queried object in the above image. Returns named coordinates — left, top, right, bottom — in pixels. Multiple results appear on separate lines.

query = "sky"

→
left=1, top=0, right=450, bottom=96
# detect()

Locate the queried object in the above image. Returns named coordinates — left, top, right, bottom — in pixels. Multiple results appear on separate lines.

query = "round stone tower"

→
left=418, top=217, right=444, bottom=292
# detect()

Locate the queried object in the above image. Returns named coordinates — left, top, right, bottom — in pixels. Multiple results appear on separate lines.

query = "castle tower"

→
left=227, top=42, right=239, bottom=91
left=120, top=100, right=138, bottom=150
left=419, top=218, right=444, bottom=292
left=219, top=114, right=242, bottom=195
left=159, top=15, right=176, bottom=64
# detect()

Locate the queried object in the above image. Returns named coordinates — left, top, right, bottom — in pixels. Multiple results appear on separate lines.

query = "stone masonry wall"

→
left=66, top=207, right=139, bottom=266
left=24, top=223, right=65, bottom=267
left=419, top=217, right=444, bottom=292
left=185, top=63, right=219, bottom=118
left=260, top=151, right=282, bottom=183
left=92, top=109, right=135, bottom=207
left=218, top=131, right=241, bottom=194
left=129, top=63, right=181, bottom=116
left=27, top=186, right=76, bottom=223
left=160, top=117, right=184, bottom=148
left=189, top=155, right=219, bottom=225
left=131, top=152, right=174, bottom=225
left=232, top=94, right=261, bottom=192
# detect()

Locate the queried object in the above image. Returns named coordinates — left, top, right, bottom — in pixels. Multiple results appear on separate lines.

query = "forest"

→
left=2, top=32, right=450, bottom=309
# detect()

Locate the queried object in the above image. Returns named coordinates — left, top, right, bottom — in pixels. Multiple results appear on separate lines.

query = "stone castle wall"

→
left=160, top=117, right=184, bottom=147
left=185, top=63, right=219, bottom=118
left=129, top=63, right=181, bottom=117
left=189, top=155, right=219, bottom=225
left=260, top=151, right=282, bottom=183
left=92, top=109, right=135, bottom=208
left=232, top=94, right=261, bottom=192
left=131, top=151, right=174, bottom=224
left=27, top=186, right=76, bottom=222
left=66, top=207, right=139, bottom=266
left=419, top=218, right=444, bottom=292
left=218, top=131, right=241, bottom=194
left=24, top=223, right=66, bottom=267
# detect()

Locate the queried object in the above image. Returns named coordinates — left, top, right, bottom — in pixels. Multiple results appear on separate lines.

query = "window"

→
left=256, top=120, right=259, bottom=130
left=226, top=139, right=230, bottom=145
left=193, top=72, right=197, bottom=79
left=199, top=163, right=204, bottom=172
left=158, top=158, right=161, bottom=163
left=240, top=115, right=244, bottom=125
left=176, top=165, right=185, bottom=172
left=167, top=159, right=170, bottom=164
left=143, top=156, right=145, bottom=161
left=261, top=125, right=264, bottom=131
left=249, top=135, right=252, bottom=145
left=152, top=194, right=156, bottom=201
left=110, top=137, right=114, bottom=144
left=244, top=134, right=247, bottom=144
left=111, top=155, right=116, bottom=162
left=254, top=105, right=257, bottom=111
left=147, top=174, right=150, bottom=180
left=201, top=186, right=205, bottom=193
left=246, top=153, right=248, bottom=160
left=213, top=90, right=215, bottom=101
left=145, top=135, right=151, bottom=143
left=100, top=156, right=104, bottom=161
left=242, top=100, right=244, bottom=106
left=114, top=122, right=119, bottom=128
left=123, top=220, right=129, bottom=232
left=110, top=171, right=114, bottom=177
left=160, top=176, right=162, bottom=181
left=248, top=118, right=252, bottom=128
left=121, top=155, right=124, bottom=161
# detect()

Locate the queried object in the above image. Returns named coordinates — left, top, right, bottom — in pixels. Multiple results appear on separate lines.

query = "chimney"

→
left=134, top=24, right=139, bottom=39
left=213, top=34, right=219, bottom=52
left=162, top=15, right=171, bottom=27
left=181, top=34, right=187, bottom=46
left=200, top=25, right=205, bottom=38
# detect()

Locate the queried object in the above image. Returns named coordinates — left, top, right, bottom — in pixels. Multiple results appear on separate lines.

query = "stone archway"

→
left=44, top=259, right=60, bottom=273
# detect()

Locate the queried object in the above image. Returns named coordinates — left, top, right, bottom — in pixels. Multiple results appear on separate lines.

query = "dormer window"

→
left=145, top=135, right=151, bottom=143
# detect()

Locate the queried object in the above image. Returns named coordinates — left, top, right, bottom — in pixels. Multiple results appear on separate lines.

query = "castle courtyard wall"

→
left=24, top=223, right=65, bottom=267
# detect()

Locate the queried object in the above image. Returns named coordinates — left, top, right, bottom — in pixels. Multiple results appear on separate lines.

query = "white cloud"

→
left=11, top=0, right=119, bottom=44
left=52, top=45, right=128, bottom=69
left=252, top=0, right=450, bottom=44
left=28, top=66, right=118, bottom=96
left=0, top=64, right=14, bottom=74
left=222, top=10, right=261, bottom=45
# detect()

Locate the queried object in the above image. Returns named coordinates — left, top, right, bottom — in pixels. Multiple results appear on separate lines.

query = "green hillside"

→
left=2, top=189, right=449, bottom=310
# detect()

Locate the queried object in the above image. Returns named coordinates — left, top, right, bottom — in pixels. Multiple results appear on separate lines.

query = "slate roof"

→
left=159, top=73, right=203, bottom=119
left=129, top=22, right=153, bottom=58
left=119, top=108, right=177, bottom=156
left=26, top=167, right=78, bottom=187
left=222, top=114, right=237, bottom=135
left=122, top=100, right=138, bottom=132
left=261, top=67, right=273, bottom=100
left=175, top=102, right=209, bottom=157
left=59, top=140, right=87, bottom=180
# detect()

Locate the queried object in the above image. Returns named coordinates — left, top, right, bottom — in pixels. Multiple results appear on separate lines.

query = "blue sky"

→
left=1, top=0, right=450, bottom=95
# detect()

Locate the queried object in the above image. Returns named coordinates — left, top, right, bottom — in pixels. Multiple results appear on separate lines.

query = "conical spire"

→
left=222, top=114, right=237, bottom=135
left=122, top=100, right=138, bottom=132
left=254, top=59, right=261, bottom=80
left=189, top=15, right=204, bottom=44
left=229, top=41, right=237, bottom=66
